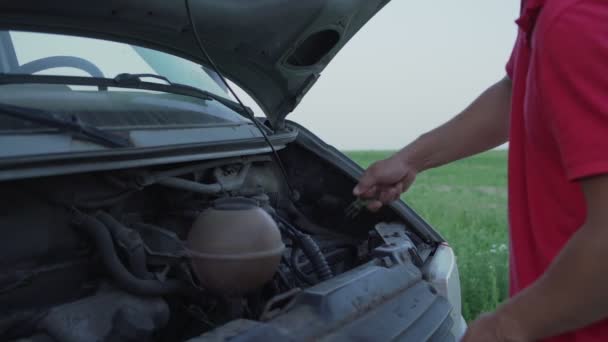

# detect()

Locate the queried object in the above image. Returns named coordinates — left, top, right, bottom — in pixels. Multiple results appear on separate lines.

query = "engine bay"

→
left=0, top=151, right=432, bottom=341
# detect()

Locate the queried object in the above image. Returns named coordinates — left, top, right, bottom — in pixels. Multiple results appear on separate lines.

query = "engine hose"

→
left=74, top=190, right=135, bottom=209
left=275, top=215, right=334, bottom=281
left=297, top=234, right=334, bottom=281
left=288, top=247, right=314, bottom=286
left=96, top=212, right=151, bottom=279
left=72, top=211, right=190, bottom=296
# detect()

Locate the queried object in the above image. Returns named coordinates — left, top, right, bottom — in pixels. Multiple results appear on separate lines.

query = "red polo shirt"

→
left=507, top=0, right=608, bottom=340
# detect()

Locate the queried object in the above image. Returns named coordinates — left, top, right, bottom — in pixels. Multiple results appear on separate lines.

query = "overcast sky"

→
left=289, top=1, right=519, bottom=150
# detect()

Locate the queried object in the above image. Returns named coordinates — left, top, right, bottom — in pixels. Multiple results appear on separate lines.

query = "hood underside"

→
left=0, top=0, right=391, bottom=128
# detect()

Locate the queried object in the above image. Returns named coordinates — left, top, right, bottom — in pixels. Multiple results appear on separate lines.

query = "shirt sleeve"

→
left=538, top=2, right=608, bottom=181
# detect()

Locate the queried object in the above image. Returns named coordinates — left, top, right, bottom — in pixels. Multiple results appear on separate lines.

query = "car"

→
left=0, top=1, right=466, bottom=341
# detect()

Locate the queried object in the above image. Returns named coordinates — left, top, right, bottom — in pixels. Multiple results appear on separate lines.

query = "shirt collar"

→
left=516, top=0, right=545, bottom=35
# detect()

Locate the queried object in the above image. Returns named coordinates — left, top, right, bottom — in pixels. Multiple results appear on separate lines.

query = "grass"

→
left=346, top=150, right=509, bottom=322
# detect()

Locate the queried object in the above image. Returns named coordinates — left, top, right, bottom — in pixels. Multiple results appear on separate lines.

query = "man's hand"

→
left=352, top=76, right=511, bottom=211
left=353, top=152, right=417, bottom=211
left=462, top=311, right=529, bottom=342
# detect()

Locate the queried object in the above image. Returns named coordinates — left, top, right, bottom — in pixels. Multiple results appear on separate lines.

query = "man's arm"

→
left=399, top=75, right=512, bottom=172
left=481, top=175, right=608, bottom=340
left=354, top=76, right=512, bottom=207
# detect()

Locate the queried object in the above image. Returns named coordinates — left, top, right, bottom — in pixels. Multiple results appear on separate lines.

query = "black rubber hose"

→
left=72, top=211, right=189, bottom=296
left=298, top=234, right=333, bottom=281
left=282, top=202, right=336, bottom=236
left=96, top=212, right=151, bottom=279
left=275, top=216, right=333, bottom=281
left=288, top=246, right=314, bottom=286
left=74, top=190, right=135, bottom=209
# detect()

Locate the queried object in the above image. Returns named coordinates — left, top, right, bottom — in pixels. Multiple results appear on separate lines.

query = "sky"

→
left=288, top=1, right=520, bottom=150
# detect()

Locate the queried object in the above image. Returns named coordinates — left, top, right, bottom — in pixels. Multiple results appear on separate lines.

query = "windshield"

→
left=0, top=31, right=266, bottom=158
left=0, top=30, right=228, bottom=96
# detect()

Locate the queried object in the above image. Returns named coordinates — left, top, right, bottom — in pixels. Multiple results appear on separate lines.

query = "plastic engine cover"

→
left=187, top=261, right=455, bottom=341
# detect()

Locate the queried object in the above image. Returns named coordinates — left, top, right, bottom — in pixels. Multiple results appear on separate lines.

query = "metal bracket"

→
left=373, top=222, right=423, bottom=267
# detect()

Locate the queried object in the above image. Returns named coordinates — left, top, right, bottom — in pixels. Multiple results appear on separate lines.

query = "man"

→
left=353, top=1, right=608, bottom=341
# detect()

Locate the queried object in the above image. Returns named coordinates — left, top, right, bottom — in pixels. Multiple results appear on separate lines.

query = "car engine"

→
left=0, top=152, right=425, bottom=342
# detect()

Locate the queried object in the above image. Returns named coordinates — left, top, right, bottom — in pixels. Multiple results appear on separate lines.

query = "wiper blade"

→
left=112, top=73, right=253, bottom=117
left=0, top=102, right=131, bottom=148
left=0, top=74, right=253, bottom=118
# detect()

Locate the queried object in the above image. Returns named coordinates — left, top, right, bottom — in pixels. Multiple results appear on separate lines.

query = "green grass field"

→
left=346, top=150, right=509, bottom=322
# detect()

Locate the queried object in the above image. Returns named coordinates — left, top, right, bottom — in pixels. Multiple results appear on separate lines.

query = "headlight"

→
left=423, top=243, right=467, bottom=339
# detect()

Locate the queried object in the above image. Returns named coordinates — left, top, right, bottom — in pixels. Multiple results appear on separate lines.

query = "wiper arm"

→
left=0, top=102, right=131, bottom=148
left=0, top=74, right=253, bottom=119
left=113, top=73, right=253, bottom=117
left=113, top=73, right=173, bottom=85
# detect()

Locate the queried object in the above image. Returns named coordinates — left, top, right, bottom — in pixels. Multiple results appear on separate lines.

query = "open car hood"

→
left=0, top=0, right=391, bottom=128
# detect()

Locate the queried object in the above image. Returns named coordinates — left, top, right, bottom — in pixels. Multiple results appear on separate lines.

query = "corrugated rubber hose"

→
left=72, top=211, right=190, bottom=296
left=298, top=233, right=334, bottom=281
left=275, top=215, right=333, bottom=281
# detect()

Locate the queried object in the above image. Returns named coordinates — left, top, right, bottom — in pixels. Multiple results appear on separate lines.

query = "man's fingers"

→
left=355, top=180, right=381, bottom=199
left=378, top=187, right=398, bottom=203
left=361, top=185, right=378, bottom=198
left=354, top=158, right=416, bottom=200
left=353, top=164, right=379, bottom=196
left=354, top=183, right=378, bottom=198
left=353, top=178, right=373, bottom=196
left=367, top=200, right=383, bottom=212
left=365, top=182, right=405, bottom=212
left=353, top=184, right=364, bottom=196
left=377, top=180, right=409, bottom=203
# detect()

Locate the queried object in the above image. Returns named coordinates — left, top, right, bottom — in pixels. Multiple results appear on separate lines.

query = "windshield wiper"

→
left=117, top=73, right=256, bottom=118
left=113, top=73, right=173, bottom=85
left=0, top=74, right=254, bottom=119
left=112, top=73, right=254, bottom=117
left=0, top=102, right=131, bottom=148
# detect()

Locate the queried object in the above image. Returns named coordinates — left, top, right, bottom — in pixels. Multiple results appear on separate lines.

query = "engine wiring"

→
left=184, top=0, right=296, bottom=199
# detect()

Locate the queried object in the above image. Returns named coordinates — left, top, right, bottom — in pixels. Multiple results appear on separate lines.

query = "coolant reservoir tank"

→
left=187, top=197, right=284, bottom=295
